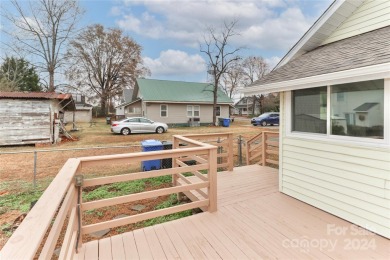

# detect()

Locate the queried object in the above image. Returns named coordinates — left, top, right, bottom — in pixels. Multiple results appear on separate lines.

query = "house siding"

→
left=279, top=92, right=390, bottom=239
left=124, top=101, right=142, bottom=117
left=322, top=0, right=390, bottom=45
left=145, top=103, right=230, bottom=124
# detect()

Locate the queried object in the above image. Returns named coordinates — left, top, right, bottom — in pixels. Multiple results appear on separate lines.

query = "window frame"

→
left=286, top=78, right=389, bottom=146
left=187, top=105, right=201, bottom=117
left=216, top=106, right=221, bottom=117
left=160, top=104, right=168, bottom=118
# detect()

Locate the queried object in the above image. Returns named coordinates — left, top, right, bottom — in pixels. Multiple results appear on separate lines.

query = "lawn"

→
left=0, top=116, right=277, bottom=249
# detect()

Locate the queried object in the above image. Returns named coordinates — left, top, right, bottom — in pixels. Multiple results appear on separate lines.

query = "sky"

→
left=1, top=0, right=333, bottom=84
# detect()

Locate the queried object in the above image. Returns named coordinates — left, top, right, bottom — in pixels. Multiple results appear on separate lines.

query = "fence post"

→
left=208, top=146, right=218, bottom=212
left=33, top=151, right=37, bottom=188
left=262, top=132, right=266, bottom=166
left=228, top=134, right=234, bottom=171
left=238, top=135, right=243, bottom=166
left=172, top=136, right=181, bottom=201
left=245, top=136, right=250, bottom=166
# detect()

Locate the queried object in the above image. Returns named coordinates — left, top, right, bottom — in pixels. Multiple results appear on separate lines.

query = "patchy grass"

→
left=0, top=188, right=43, bottom=213
left=139, top=194, right=193, bottom=228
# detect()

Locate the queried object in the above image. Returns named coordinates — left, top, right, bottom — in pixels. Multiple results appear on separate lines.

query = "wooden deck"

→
left=75, top=165, right=390, bottom=260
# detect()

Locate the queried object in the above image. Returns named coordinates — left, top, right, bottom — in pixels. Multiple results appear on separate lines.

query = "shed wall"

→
left=322, top=0, right=390, bottom=45
left=279, top=92, right=390, bottom=239
left=64, top=109, right=92, bottom=123
left=0, top=99, right=52, bottom=145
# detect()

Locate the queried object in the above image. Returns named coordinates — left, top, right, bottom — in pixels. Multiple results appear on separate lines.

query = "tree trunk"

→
left=251, top=95, right=256, bottom=115
left=48, top=70, right=55, bottom=92
left=213, top=78, right=218, bottom=126
left=101, top=98, right=107, bottom=117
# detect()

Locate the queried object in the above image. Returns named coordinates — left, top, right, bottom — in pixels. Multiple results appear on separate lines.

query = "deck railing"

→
left=246, top=131, right=279, bottom=166
left=1, top=133, right=233, bottom=260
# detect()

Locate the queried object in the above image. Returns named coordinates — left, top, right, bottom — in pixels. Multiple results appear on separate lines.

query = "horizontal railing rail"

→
left=1, top=133, right=236, bottom=259
left=246, top=131, right=279, bottom=167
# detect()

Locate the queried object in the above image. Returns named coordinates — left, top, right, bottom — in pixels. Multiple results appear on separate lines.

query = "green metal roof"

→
left=136, top=78, right=233, bottom=104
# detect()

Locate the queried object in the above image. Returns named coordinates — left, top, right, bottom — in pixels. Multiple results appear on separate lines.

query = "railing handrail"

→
left=0, top=158, right=80, bottom=260
left=1, top=133, right=233, bottom=259
left=246, top=131, right=279, bottom=166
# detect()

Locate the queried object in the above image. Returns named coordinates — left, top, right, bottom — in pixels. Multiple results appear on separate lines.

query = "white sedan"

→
left=111, top=117, right=168, bottom=135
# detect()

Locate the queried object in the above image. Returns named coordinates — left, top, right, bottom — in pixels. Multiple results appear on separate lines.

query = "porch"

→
left=1, top=132, right=389, bottom=259
left=75, top=165, right=389, bottom=259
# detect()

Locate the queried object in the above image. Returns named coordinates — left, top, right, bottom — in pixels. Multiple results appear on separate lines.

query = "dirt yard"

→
left=0, top=116, right=278, bottom=249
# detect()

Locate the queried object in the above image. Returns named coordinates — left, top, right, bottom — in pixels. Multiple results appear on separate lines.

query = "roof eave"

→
left=243, top=63, right=390, bottom=95
left=275, top=0, right=364, bottom=70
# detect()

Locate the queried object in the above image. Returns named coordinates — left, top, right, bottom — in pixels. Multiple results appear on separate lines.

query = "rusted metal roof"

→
left=0, top=92, right=76, bottom=110
left=0, top=92, right=73, bottom=100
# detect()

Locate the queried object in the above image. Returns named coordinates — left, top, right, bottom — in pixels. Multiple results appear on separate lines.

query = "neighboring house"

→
left=64, top=94, right=92, bottom=123
left=0, top=92, right=75, bottom=146
left=234, top=96, right=260, bottom=115
left=119, top=79, right=233, bottom=126
left=115, top=89, right=134, bottom=118
left=243, top=0, right=390, bottom=239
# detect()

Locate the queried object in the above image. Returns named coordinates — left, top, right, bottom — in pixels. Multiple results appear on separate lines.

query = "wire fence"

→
left=0, top=136, right=248, bottom=193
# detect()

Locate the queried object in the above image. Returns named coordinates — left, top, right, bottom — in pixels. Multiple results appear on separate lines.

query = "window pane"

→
left=194, top=106, right=200, bottom=117
left=216, top=106, right=221, bottom=116
left=331, top=79, right=384, bottom=139
left=161, top=105, right=167, bottom=111
left=292, top=87, right=327, bottom=134
left=161, top=111, right=167, bottom=117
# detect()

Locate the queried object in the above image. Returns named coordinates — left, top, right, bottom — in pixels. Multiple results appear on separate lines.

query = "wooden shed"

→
left=0, top=92, right=75, bottom=146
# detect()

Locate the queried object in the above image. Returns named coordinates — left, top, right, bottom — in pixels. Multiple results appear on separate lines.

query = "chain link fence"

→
left=0, top=137, right=249, bottom=193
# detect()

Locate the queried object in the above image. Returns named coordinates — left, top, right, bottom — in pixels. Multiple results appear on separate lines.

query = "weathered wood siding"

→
left=279, top=91, right=390, bottom=239
left=64, top=109, right=92, bottom=123
left=0, top=99, right=52, bottom=146
left=322, top=0, right=390, bottom=45
left=145, top=103, right=230, bottom=124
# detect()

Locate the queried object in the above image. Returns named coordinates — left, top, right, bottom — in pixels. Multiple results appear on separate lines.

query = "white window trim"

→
left=285, top=78, right=390, bottom=147
left=216, top=106, right=221, bottom=117
left=187, top=105, right=201, bottom=117
left=160, top=104, right=168, bottom=118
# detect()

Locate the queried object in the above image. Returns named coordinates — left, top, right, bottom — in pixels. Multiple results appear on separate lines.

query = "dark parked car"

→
left=251, top=112, right=279, bottom=126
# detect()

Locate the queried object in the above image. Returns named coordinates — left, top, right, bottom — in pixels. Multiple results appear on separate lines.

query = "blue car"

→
left=251, top=112, right=280, bottom=126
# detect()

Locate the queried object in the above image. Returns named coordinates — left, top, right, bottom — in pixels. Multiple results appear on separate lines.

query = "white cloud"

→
left=116, top=0, right=315, bottom=52
left=143, top=49, right=206, bottom=77
left=265, top=56, right=282, bottom=70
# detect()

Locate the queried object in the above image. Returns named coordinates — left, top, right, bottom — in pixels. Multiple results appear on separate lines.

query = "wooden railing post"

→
left=262, top=131, right=266, bottom=166
left=172, top=136, right=181, bottom=201
left=208, top=146, right=218, bottom=212
left=228, top=133, right=234, bottom=171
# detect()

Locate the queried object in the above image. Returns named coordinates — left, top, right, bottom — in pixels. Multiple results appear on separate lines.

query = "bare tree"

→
left=201, top=21, right=241, bottom=125
left=66, top=24, right=149, bottom=116
left=241, top=56, right=270, bottom=115
left=220, top=59, right=244, bottom=99
left=2, top=0, right=83, bottom=91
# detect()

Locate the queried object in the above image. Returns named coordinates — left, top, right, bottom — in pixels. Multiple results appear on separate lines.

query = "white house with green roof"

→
left=119, top=78, right=233, bottom=126
left=243, top=0, right=390, bottom=238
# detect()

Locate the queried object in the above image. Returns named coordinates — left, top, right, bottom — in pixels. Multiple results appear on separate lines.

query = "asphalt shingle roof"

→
left=136, top=79, right=233, bottom=103
left=250, top=26, right=390, bottom=87
left=354, top=102, right=379, bottom=112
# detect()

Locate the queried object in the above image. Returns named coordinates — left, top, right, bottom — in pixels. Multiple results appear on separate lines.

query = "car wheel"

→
left=121, top=128, right=131, bottom=135
left=156, top=126, right=164, bottom=134
left=261, top=121, right=267, bottom=127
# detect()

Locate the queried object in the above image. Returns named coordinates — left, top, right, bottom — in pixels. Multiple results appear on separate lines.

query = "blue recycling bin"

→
left=222, top=118, right=230, bottom=127
left=141, top=140, right=163, bottom=171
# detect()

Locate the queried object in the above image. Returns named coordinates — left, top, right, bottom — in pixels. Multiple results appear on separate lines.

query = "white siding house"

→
left=243, top=0, right=390, bottom=239
left=119, top=79, right=233, bottom=126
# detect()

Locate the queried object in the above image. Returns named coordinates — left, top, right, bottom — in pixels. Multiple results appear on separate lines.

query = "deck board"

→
left=75, top=165, right=390, bottom=259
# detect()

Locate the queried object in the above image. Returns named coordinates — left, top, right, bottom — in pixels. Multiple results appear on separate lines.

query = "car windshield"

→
left=258, top=113, right=270, bottom=119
